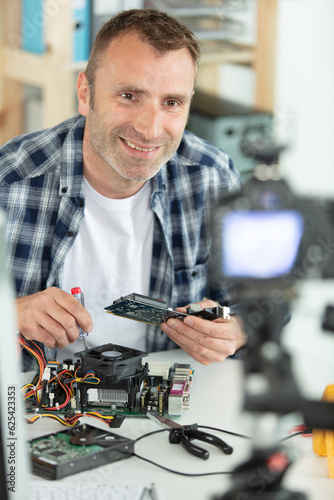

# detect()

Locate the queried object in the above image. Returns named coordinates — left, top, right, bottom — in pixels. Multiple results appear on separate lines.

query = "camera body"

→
left=209, top=166, right=334, bottom=302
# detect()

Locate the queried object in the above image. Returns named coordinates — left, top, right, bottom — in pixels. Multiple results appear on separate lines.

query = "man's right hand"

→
left=16, top=287, right=93, bottom=349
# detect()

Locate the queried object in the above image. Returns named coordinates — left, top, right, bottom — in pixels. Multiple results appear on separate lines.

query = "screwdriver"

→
left=71, top=287, right=88, bottom=350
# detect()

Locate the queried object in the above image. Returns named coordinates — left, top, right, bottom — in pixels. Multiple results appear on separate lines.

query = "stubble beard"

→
left=88, top=110, right=182, bottom=183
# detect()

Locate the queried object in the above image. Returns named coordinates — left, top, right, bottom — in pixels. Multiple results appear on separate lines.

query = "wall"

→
left=275, top=0, right=334, bottom=198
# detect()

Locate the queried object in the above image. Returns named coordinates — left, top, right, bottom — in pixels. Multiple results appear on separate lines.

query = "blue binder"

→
left=21, top=0, right=91, bottom=61
left=72, top=0, right=91, bottom=62
left=22, top=0, right=45, bottom=54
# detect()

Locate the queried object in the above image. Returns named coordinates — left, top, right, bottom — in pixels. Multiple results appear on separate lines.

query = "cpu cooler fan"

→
left=75, top=343, right=149, bottom=411
left=75, top=343, right=148, bottom=382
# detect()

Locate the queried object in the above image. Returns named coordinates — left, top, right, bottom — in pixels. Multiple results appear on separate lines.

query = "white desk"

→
left=27, top=347, right=334, bottom=500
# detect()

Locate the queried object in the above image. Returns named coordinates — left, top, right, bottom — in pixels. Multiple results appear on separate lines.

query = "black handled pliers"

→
left=147, top=411, right=233, bottom=460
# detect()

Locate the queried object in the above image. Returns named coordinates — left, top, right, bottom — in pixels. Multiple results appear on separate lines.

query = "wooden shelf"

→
left=197, top=0, right=277, bottom=109
left=64, top=42, right=255, bottom=73
left=0, top=0, right=277, bottom=145
left=200, top=42, right=255, bottom=66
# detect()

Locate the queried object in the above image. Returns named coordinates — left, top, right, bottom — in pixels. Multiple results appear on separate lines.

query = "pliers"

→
left=147, top=411, right=233, bottom=460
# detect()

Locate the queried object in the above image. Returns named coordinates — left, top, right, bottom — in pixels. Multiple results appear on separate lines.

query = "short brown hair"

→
left=85, top=9, right=200, bottom=104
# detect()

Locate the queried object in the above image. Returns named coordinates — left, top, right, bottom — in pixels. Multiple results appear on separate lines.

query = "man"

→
left=0, top=9, right=245, bottom=370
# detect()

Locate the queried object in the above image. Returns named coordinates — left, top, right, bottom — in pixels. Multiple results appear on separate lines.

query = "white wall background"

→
left=275, top=0, right=334, bottom=197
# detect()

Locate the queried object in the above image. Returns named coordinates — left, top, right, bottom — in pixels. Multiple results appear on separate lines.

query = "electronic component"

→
left=168, top=363, right=193, bottom=415
left=186, top=303, right=230, bottom=320
left=105, top=293, right=230, bottom=325
left=105, top=293, right=187, bottom=325
left=23, top=341, right=194, bottom=419
left=28, top=424, right=134, bottom=480
left=76, top=343, right=149, bottom=412
left=187, top=90, right=273, bottom=183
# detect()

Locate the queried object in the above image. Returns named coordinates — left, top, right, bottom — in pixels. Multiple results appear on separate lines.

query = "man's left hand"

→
left=160, top=299, right=246, bottom=364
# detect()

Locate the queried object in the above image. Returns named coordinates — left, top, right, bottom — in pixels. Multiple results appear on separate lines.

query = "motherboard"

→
left=24, top=342, right=194, bottom=420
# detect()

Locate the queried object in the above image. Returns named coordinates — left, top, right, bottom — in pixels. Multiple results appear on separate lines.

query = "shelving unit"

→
left=0, top=0, right=277, bottom=145
left=0, top=0, right=76, bottom=144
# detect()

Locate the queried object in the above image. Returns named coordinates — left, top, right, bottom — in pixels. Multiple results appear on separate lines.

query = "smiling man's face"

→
left=77, top=30, right=196, bottom=191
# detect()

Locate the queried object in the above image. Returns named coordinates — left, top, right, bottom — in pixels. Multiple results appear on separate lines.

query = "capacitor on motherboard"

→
left=158, top=391, right=164, bottom=413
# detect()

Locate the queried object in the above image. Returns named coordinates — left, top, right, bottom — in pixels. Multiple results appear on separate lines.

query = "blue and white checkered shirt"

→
left=0, top=115, right=242, bottom=369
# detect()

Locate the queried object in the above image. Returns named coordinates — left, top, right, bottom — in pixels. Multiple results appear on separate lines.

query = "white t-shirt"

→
left=59, top=178, right=153, bottom=361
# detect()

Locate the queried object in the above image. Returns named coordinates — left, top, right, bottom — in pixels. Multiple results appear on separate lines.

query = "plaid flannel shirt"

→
left=0, top=115, right=242, bottom=369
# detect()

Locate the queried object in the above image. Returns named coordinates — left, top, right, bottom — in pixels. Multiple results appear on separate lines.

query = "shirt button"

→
left=67, top=231, right=74, bottom=237
left=78, top=200, right=84, bottom=208
left=61, top=187, right=68, bottom=193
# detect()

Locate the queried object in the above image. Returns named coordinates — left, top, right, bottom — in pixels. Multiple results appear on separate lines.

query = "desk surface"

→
left=27, top=348, right=334, bottom=500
